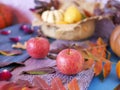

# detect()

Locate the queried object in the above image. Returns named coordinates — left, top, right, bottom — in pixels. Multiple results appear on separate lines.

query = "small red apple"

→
left=26, top=37, right=50, bottom=59
left=56, top=49, right=84, bottom=75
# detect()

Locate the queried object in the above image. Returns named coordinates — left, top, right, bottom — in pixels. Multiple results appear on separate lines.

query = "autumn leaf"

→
left=0, top=81, right=18, bottom=90
left=51, top=77, right=66, bottom=90
left=84, top=59, right=94, bottom=70
left=21, top=87, right=38, bottom=90
left=94, top=60, right=103, bottom=76
left=15, top=79, right=32, bottom=88
left=0, top=50, right=22, bottom=56
left=12, top=42, right=26, bottom=50
left=103, top=60, right=112, bottom=78
left=68, top=78, right=80, bottom=90
left=33, top=77, right=51, bottom=90
left=22, top=67, right=56, bottom=75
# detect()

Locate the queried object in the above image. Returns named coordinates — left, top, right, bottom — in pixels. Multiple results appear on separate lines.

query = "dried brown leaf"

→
left=12, top=42, right=26, bottom=50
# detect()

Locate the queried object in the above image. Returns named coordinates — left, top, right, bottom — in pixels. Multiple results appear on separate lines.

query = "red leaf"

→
left=68, top=78, right=80, bottom=90
left=103, top=60, right=112, bottom=78
left=33, top=77, right=50, bottom=90
left=94, top=60, right=103, bottom=76
left=51, top=77, right=66, bottom=90
left=21, top=87, right=38, bottom=90
left=84, top=59, right=94, bottom=70
left=15, top=79, right=32, bottom=88
left=0, top=82, right=21, bottom=90
left=83, top=9, right=93, bottom=17
left=0, top=81, right=10, bottom=90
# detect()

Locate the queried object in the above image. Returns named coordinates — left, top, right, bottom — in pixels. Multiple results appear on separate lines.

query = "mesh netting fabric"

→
left=12, top=66, right=94, bottom=90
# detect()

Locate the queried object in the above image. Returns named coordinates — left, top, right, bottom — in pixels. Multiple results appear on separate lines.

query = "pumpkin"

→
left=116, top=60, right=120, bottom=79
left=110, top=25, right=120, bottom=57
left=41, top=9, right=64, bottom=24
left=0, top=3, right=13, bottom=29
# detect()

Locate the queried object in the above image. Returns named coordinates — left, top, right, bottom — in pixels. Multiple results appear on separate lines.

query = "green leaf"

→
left=22, top=71, right=47, bottom=75
left=22, top=67, right=56, bottom=75
left=0, top=50, right=22, bottom=56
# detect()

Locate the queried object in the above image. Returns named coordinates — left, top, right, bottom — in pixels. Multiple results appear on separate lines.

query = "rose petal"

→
left=0, top=30, right=11, bottom=35
left=29, top=8, right=36, bottom=12
left=9, top=36, right=21, bottom=42
left=20, top=25, right=28, bottom=31
left=23, top=28, right=34, bottom=34
left=20, top=25, right=34, bottom=34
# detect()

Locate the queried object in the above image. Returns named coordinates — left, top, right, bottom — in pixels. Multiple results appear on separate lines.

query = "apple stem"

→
left=68, top=48, right=71, bottom=55
left=68, top=44, right=72, bottom=55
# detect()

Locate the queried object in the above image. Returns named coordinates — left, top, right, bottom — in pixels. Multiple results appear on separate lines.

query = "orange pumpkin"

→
left=116, top=60, right=120, bottom=79
left=0, top=3, right=13, bottom=29
left=110, top=25, right=120, bottom=57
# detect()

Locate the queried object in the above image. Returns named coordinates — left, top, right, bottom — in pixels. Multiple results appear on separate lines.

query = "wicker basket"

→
left=32, top=0, right=105, bottom=40
left=33, top=15, right=102, bottom=40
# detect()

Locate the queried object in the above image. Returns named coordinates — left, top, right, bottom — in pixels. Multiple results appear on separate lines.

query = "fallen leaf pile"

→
left=0, top=77, right=80, bottom=90
left=75, top=38, right=112, bottom=80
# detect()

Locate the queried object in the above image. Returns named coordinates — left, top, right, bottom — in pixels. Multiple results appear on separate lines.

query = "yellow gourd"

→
left=41, top=9, right=64, bottom=24
left=64, top=6, right=82, bottom=24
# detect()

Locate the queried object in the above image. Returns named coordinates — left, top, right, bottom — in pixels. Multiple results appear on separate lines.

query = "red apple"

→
left=56, top=49, right=84, bottom=75
left=26, top=37, right=50, bottom=59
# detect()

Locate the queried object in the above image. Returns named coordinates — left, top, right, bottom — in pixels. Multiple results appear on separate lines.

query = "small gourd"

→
left=41, top=7, right=64, bottom=24
left=110, top=25, right=120, bottom=57
left=0, top=3, right=13, bottom=29
left=64, top=6, right=82, bottom=24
